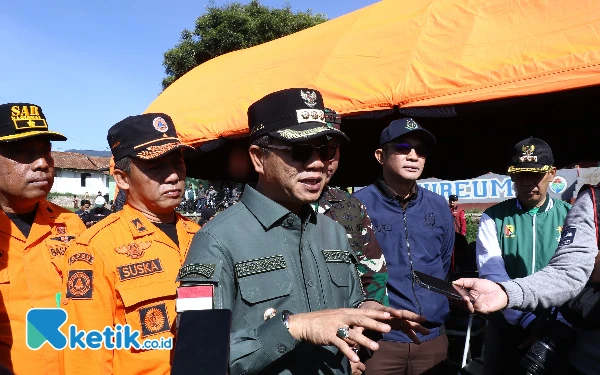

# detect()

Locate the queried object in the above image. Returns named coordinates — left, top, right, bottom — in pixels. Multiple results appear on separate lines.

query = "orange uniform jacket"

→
left=62, top=204, right=199, bottom=375
left=0, top=201, right=87, bottom=375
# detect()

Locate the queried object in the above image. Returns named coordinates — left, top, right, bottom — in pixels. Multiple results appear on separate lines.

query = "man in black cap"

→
left=475, top=136, right=571, bottom=374
left=178, top=89, right=427, bottom=375
left=0, top=103, right=88, bottom=374
left=62, top=113, right=200, bottom=375
left=354, top=118, right=454, bottom=374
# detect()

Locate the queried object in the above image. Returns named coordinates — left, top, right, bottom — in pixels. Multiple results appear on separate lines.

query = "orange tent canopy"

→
left=146, top=0, right=600, bottom=147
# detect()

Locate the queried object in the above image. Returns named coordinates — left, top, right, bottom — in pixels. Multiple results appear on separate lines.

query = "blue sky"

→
left=0, top=0, right=377, bottom=151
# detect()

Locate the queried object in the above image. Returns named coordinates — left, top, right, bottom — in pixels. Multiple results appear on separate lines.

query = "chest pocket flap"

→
left=118, top=279, right=176, bottom=308
left=236, top=255, right=291, bottom=304
left=323, top=250, right=357, bottom=287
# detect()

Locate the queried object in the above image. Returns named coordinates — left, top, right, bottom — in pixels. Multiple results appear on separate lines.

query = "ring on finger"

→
left=337, top=325, right=350, bottom=339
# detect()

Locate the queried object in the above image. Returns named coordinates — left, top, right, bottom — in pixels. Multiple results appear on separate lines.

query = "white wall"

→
left=50, top=169, right=110, bottom=195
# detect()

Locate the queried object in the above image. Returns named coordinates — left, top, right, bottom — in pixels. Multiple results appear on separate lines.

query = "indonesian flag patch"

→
left=176, top=285, right=214, bottom=312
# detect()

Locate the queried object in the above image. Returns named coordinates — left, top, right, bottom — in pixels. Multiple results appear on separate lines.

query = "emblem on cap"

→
left=300, top=90, right=318, bottom=108
left=405, top=119, right=419, bottom=130
left=520, top=145, right=537, bottom=162
left=152, top=117, right=169, bottom=133
left=11, top=105, right=47, bottom=130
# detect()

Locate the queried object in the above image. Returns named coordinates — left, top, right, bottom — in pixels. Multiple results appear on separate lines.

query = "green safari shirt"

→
left=179, top=185, right=366, bottom=375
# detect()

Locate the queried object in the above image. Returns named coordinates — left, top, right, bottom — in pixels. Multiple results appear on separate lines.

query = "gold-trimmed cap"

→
left=507, top=136, right=554, bottom=174
left=0, top=103, right=66, bottom=142
left=108, top=113, right=195, bottom=161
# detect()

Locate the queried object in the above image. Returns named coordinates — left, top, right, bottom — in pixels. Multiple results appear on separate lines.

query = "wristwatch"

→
left=281, top=310, right=293, bottom=330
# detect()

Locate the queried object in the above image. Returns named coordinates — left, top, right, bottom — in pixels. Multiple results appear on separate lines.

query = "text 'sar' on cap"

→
left=247, top=88, right=349, bottom=143
left=0, top=103, right=66, bottom=142
left=379, top=118, right=436, bottom=148
left=107, top=113, right=196, bottom=161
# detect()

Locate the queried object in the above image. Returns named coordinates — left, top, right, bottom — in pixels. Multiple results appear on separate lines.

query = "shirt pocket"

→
left=323, top=250, right=357, bottom=308
left=117, top=279, right=176, bottom=339
left=237, top=268, right=292, bottom=325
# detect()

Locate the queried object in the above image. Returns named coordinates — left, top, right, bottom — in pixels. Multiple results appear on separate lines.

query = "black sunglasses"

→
left=386, top=143, right=429, bottom=157
left=265, top=144, right=339, bottom=163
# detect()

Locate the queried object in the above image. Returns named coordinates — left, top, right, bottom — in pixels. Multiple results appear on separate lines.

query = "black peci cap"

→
left=507, top=137, right=554, bottom=174
left=108, top=113, right=195, bottom=161
left=248, top=88, right=349, bottom=143
left=379, top=118, right=436, bottom=147
left=449, top=195, right=458, bottom=201
left=0, top=103, right=66, bottom=142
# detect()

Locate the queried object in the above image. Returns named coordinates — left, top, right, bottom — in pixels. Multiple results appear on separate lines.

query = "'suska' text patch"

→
left=117, top=258, right=163, bottom=281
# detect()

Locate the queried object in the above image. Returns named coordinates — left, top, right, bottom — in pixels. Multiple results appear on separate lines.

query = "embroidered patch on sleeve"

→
left=234, top=255, right=286, bottom=278
left=66, top=270, right=93, bottom=299
left=139, top=303, right=170, bottom=337
left=178, top=263, right=215, bottom=280
left=68, top=252, right=94, bottom=265
left=176, top=285, right=214, bottom=312
left=558, top=227, right=577, bottom=246
left=117, top=258, right=164, bottom=281
left=322, top=250, right=352, bottom=263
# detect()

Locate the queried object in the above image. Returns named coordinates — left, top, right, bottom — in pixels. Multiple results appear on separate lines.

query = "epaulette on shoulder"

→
left=76, top=212, right=120, bottom=245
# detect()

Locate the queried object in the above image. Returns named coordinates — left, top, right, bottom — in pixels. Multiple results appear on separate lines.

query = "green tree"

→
left=162, top=0, right=328, bottom=89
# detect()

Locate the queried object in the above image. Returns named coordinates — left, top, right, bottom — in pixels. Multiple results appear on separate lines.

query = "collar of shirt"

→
left=375, top=177, right=418, bottom=206
left=516, top=193, right=552, bottom=214
left=242, top=185, right=317, bottom=229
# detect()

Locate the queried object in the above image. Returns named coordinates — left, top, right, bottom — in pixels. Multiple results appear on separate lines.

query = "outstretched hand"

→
left=452, top=278, right=508, bottom=314
left=359, top=301, right=429, bottom=343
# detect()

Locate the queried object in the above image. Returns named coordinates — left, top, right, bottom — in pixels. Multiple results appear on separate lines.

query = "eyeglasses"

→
left=386, top=143, right=429, bottom=158
left=265, top=144, right=339, bottom=163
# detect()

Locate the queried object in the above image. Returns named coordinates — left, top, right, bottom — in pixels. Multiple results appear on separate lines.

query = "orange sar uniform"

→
left=61, top=204, right=199, bottom=375
left=0, top=201, right=86, bottom=375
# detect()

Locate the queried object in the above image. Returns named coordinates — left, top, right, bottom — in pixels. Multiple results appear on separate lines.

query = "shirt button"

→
left=307, top=280, right=314, bottom=287
left=277, top=344, right=286, bottom=353
left=286, top=217, right=294, bottom=225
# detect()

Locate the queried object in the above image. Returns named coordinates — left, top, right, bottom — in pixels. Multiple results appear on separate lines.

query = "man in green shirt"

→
left=476, top=136, right=571, bottom=374
left=178, top=88, right=427, bottom=375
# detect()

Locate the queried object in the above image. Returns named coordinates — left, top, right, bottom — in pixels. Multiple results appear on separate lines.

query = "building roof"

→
left=52, top=151, right=110, bottom=171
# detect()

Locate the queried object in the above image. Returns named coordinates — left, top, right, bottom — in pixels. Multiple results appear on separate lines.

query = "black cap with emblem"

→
left=0, top=103, right=67, bottom=142
left=248, top=88, right=349, bottom=143
left=108, top=113, right=196, bottom=161
left=379, top=118, right=436, bottom=147
left=507, top=136, right=554, bottom=174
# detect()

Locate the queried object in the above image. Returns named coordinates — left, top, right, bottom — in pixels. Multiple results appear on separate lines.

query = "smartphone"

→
left=413, top=271, right=470, bottom=301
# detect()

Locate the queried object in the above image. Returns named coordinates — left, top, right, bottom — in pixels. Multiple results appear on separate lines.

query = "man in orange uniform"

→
left=0, top=103, right=87, bottom=374
left=62, top=114, right=199, bottom=375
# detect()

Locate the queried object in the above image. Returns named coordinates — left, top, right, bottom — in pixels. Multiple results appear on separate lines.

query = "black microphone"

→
left=171, top=309, right=232, bottom=375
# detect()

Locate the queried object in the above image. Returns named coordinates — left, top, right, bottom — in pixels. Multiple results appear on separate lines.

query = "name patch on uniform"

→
left=68, top=252, right=94, bottom=265
left=559, top=227, right=577, bottom=246
left=235, top=255, right=286, bottom=278
left=117, top=258, right=163, bottom=281
left=322, top=250, right=352, bottom=263
left=178, top=263, right=215, bottom=280
left=48, top=244, right=68, bottom=258
left=66, top=270, right=93, bottom=299
left=139, top=302, right=170, bottom=337
left=114, top=242, right=151, bottom=259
